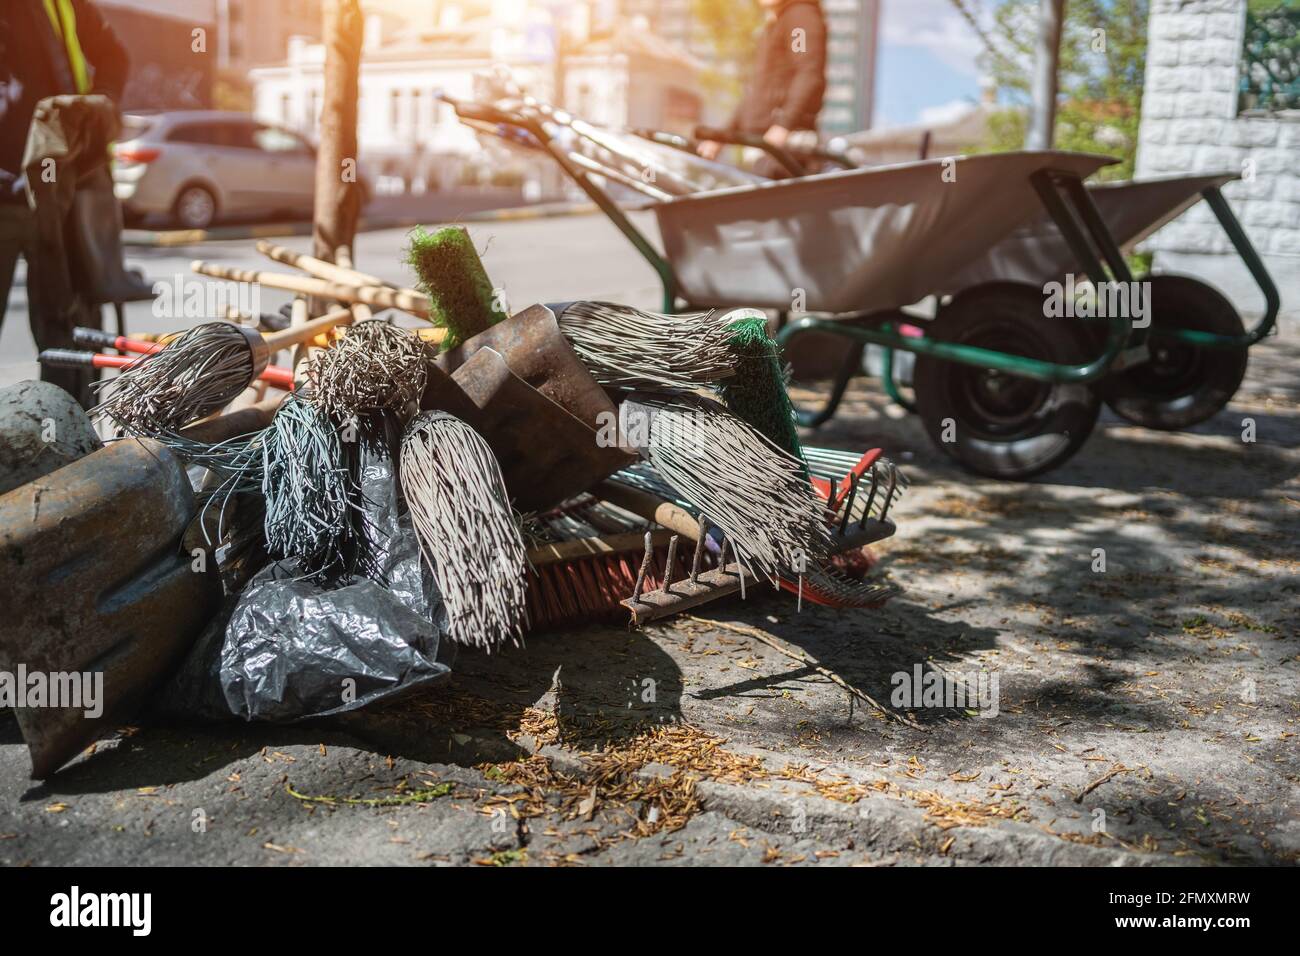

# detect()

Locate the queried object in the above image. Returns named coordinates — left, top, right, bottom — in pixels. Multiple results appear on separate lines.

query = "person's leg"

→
left=25, top=236, right=97, bottom=405
left=0, top=240, right=19, bottom=334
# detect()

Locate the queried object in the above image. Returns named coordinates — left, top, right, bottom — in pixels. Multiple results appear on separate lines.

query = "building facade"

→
left=821, top=0, right=878, bottom=134
left=216, top=0, right=322, bottom=72
left=1135, top=0, right=1299, bottom=318
left=100, top=0, right=216, bottom=109
left=250, top=11, right=704, bottom=189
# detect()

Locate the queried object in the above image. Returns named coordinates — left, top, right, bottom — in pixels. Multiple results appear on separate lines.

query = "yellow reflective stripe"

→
left=42, top=0, right=91, bottom=94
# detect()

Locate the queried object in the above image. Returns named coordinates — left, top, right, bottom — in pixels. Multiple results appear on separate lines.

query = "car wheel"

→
left=172, top=185, right=217, bottom=230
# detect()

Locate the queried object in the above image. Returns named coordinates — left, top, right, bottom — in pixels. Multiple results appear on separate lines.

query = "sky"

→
left=873, top=0, right=988, bottom=128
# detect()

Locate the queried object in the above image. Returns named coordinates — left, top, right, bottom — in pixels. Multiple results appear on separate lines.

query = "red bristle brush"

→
left=525, top=529, right=704, bottom=632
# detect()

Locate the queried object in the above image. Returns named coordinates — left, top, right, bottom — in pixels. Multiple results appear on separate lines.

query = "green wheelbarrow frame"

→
left=440, top=96, right=1280, bottom=432
left=775, top=180, right=1281, bottom=425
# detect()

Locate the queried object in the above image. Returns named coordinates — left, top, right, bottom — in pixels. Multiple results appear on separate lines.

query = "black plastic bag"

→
left=160, top=443, right=451, bottom=722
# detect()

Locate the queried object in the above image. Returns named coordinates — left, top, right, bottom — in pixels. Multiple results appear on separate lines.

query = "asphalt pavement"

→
left=1, top=210, right=661, bottom=389
left=1, top=212, right=1297, bottom=866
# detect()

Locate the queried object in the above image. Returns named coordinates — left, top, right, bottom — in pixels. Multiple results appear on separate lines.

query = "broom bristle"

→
left=719, top=316, right=806, bottom=466
left=260, top=395, right=354, bottom=574
left=623, top=394, right=832, bottom=581
left=310, top=319, right=431, bottom=421
left=400, top=411, right=528, bottom=651
left=556, top=301, right=756, bottom=390
left=526, top=541, right=701, bottom=632
left=404, top=225, right=505, bottom=348
left=93, top=322, right=254, bottom=434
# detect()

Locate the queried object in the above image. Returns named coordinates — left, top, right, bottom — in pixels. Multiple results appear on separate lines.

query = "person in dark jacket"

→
left=0, top=0, right=128, bottom=399
left=698, top=0, right=827, bottom=178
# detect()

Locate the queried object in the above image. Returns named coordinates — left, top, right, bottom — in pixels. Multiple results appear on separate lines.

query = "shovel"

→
left=0, top=436, right=221, bottom=778
left=424, top=304, right=637, bottom=512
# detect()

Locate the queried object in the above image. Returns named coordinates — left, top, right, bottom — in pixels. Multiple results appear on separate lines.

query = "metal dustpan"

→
left=436, top=302, right=621, bottom=432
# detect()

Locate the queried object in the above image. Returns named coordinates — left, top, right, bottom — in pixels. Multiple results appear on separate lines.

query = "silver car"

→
left=113, top=111, right=362, bottom=229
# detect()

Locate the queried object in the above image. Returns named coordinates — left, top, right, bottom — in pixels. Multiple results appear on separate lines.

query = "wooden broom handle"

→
left=289, top=297, right=313, bottom=386
left=594, top=481, right=702, bottom=540
left=191, top=261, right=431, bottom=318
left=527, top=530, right=673, bottom=567
left=256, top=239, right=400, bottom=291
left=261, top=306, right=352, bottom=350
left=179, top=394, right=285, bottom=444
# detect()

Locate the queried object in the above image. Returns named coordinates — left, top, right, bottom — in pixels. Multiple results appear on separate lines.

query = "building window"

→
left=1239, top=3, right=1300, bottom=113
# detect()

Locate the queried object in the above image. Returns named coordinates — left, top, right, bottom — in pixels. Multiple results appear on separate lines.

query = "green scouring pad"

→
left=404, top=225, right=506, bottom=349
left=718, top=317, right=807, bottom=471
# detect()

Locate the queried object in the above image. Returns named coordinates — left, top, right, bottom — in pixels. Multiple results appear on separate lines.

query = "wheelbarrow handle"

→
left=691, top=125, right=807, bottom=177
left=630, top=127, right=696, bottom=152
left=437, top=92, right=527, bottom=129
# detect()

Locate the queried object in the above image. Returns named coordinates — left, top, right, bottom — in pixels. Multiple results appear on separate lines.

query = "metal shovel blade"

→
left=429, top=347, right=634, bottom=512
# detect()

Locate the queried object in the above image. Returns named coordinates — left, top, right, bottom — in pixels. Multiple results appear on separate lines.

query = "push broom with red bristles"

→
left=518, top=491, right=717, bottom=632
left=525, top=530, right=688, bottom=632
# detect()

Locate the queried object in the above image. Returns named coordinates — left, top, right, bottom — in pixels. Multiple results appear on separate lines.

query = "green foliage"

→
left=690, top=0, right=766, bottom=101
left=978, top=0, right=1149, bottom=180
left=1239, top=2, right=1300, bottom=112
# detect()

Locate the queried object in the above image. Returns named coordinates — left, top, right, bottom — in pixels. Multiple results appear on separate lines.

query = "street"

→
left=2, top=213, right=1296, bottom=865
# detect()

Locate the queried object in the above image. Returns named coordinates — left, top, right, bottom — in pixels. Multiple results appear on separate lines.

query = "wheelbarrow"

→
left=442, top=96, right=1280, bottom=480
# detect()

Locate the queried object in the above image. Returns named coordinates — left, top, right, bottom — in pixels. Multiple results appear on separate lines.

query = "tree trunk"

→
left=312, top=0, right=363, bottom=271
left=1026, top=0, right=1066, bottom=150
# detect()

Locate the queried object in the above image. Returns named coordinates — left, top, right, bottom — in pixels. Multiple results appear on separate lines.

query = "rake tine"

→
left=690, top=516, right=707, bottom=583
left=880, top=464, right=899, bottom=522
left=664, top=534, right=679, bottom=593
left=861, top=466, right=880, bottom=528
left=839, top=471, right=859, bottom=534
left=631, top=531, right=653, bottom=602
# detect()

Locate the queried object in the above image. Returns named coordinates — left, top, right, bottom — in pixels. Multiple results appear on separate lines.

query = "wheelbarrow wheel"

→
left=1100, top=276, right=1247, bottom=431
left=914, top=284, right=1100, bottom=480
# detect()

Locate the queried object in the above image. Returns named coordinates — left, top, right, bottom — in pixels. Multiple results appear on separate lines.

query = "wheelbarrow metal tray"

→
left=948, top=172, right=1240, bottom=290
left=653, top=151, right=1115, bottom=314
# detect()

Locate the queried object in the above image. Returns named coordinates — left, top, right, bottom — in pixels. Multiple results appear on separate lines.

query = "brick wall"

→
left=1136, top=0, right=1298, bottom=317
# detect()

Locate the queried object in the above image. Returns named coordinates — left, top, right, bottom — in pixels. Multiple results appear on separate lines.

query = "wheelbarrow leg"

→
left=880, top=347, right=917, bottom=413
left=795, top=340, right=860, bottom=428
